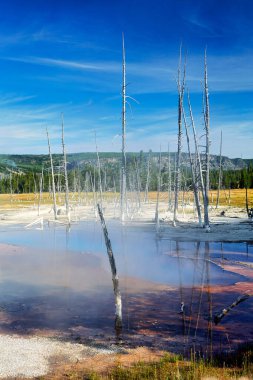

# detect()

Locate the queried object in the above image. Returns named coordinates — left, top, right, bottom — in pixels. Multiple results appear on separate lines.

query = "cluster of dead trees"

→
left=172, top=47, right=211, bottom=230
left=119, top=41, right=212, bottom=229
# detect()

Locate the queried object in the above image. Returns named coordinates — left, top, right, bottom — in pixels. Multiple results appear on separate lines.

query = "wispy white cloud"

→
left=6, top=52, right=253, bottom=95
left=0, top=94, right=36, bottom=106
left=6, top=56, right=121, bottom=73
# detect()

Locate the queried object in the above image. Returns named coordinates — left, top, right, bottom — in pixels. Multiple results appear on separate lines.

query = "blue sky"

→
left=0, top=0, right=252, bottom=157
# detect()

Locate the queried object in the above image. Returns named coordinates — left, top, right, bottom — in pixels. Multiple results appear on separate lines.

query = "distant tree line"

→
left=0, top=157, right=253, bottom=194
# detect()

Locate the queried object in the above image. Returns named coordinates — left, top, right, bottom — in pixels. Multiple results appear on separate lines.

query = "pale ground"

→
left=0, top=198, right=252, bottom=378
left=0, top=335, right=120, bottom=378
left=0, top=197, right=252, bottom=241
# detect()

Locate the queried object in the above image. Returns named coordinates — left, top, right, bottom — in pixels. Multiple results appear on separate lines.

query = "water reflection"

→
left=0, top=221, right=247, bottom=286
left=0, top=221, right=251, bottom=354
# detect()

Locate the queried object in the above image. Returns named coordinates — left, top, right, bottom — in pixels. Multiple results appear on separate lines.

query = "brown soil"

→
left=49, top=347, right=165, bottom=379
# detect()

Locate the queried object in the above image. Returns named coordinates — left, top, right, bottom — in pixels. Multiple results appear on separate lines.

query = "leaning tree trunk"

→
left=46, top=128, right=57, bottom=219
left=214, top=294, right=250, bottom=325
left=120, top=33, right=127, bottom=221
left=97, top=203, right=122, bottom=333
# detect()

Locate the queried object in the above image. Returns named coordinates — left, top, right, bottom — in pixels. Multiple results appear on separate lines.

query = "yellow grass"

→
left=146, top=189, right=253, bottom=209
left=0, top=189, right=251, bottom=211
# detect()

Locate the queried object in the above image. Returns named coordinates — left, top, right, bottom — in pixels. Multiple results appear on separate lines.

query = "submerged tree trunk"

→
left=120, top=33, right=127, bottom=221
left=46, top=128, right=57, bottom=219
left=214, top=294, right=250, bottom=325
left=97, top=203, right=122, bottom=333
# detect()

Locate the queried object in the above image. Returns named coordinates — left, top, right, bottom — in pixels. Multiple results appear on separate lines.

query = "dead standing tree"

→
left=216, top=130, right=223, bottom=209
left=97, top=203, right=122, bottom=333
left=120, top=33, right=127, bottom=221
left=173, top=46, right=186, bottom=226
left=155, top=148, right=162, bottom=233
left=183, top=108, right=202, bottom=225
left=94, top=130, right=103, bottom=207
left=46, top=128, right=57, bottom=219
left=61, top=114, right=70, bottom=222
left=203, top=50, right=211, bottom=231
left=167, top=144, right=172, bottom=210
left=37, top=165, right=44, bottom=216
left=144, top=150, right=152, bottom=203
left=188, top=92, right=206, bottom=226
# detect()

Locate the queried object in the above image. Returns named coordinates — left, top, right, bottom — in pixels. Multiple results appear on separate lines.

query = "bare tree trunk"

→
left=33, top=173, right=37, bottom=205
left=173, top=46, right=186, bottom=226
left=120, top=33, right=127, bottom=221
left=168, top=144, right=172, bottom=210
left=246, top=186, right=249, bottom=217
left=155, top=148, right=162, bottom=232
left=38, top=166, right=43, bottom=216
left=135, top=158, right=141, bottom=210
left=144, top=150, right=151, bottom=203
left=188, top=92, right=205, bottom=224
left=9, top=172, right=13, bottom=202
left=214, top=294, right=250, bottom=325
left=91, top=168, right=97, bottom=217
left=61, top=114, right=70, bottom=222
left=183, top=108, right=202, bottom=225
left=97, top=203, right=122, bottom=333
left=94, top=131, right=103, bottom=207
left=205, top=242, right=213, bottom=359
left=203, top=50, right=210, bottom=231
left=216, top=130, right=223, bottom=209
left=103, top=168, right=107, bottom=194
left=46, top=128, right=57, bottom=219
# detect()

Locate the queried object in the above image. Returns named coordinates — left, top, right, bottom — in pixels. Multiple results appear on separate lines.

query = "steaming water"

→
left=0, top=220, right=251, bottom=348
left=0, top=220, right=251, bottom=287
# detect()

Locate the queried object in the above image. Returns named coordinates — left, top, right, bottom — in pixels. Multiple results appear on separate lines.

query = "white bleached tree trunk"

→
left=188, top=92, right=206, bottom=225
left=97, top=203, right=122, bottom=333
left=203, top=50, right=210, bottom=231
left=46, top=128, right=57, bottom=219
left=120, top=33, right=127, bottom=221
left=216, top=130, right=223, bottom=209
left=38, top=166, right=43, bottom=216
left=94, top=130, right=103, bottom=207
left=61, top=114, right=70, bottom=222
left=183, top=108, right=202, bottom=225
left=173, top=46, right=186, bottom=226
left=155, top=148, right=162, bottom=232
